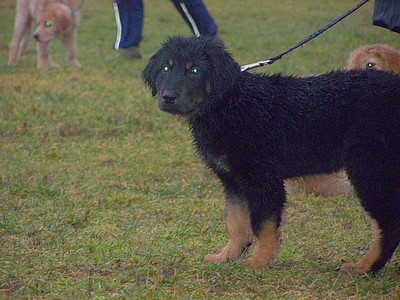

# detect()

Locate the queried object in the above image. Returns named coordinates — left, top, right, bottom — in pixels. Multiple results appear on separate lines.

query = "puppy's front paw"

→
left=204, top=253, right=228, bottom=263
left=240, top=257, right=269, bottom=268
left=338, top=262, right=369, bottom=274
left=70, top=59, right=82, bottom=68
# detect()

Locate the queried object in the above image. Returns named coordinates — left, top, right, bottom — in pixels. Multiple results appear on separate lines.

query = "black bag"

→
left=373, top=0, right=400, bottom=33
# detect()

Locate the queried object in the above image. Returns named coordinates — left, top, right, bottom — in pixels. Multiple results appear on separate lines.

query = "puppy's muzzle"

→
left=162, top=90, right=177, bottom=105
left=33, top=33, right=40, bottom=41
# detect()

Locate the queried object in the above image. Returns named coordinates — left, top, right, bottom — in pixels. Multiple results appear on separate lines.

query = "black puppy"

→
left=142, top=36, right=400, bottom=274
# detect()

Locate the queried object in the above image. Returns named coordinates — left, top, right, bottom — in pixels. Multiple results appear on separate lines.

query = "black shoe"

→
left=119, top=46, right=142, bottom=59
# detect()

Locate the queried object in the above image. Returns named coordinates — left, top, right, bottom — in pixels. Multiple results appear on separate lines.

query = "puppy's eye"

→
left=162, top=65, right=170, bottom=73
left=366, top=62, right=376, bottom=69
left=44, top=21, right=51, bottom=28
left=191, top=66, right=200, bottom=75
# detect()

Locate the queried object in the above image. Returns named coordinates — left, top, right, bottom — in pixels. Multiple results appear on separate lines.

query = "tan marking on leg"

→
left=204, top=202, right=253, bottom=263
left=241, top=220, right=282, bottom=268
left=339, top=219, right=382, bottom=274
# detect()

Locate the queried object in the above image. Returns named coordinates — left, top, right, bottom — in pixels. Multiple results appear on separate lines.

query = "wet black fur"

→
left=142, top=36, right=400, bottom=273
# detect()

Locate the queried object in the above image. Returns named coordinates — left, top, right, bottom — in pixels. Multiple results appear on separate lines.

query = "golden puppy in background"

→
left=286, top=44, right=400, bottom=197
left=8, top=0, right=83, bottom=69
left=285, top=172, right=352, bottom=197
left=346, top=44, right=400, bottom=73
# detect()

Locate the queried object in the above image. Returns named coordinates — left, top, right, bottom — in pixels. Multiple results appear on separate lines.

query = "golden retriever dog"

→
left=285, top=172, right=352, bottom=197
left=8, top=0, right=82, bottom=69
left=286, top=44, right=400, bottom=197
left=346, top=44, right=400, bottom=73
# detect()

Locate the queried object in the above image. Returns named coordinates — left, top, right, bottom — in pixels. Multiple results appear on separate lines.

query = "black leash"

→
left=78, top=0, right=85, bottom=11
left=241, top=0, right=370, bottom=72
left=74, top=0, right=85, bottom=13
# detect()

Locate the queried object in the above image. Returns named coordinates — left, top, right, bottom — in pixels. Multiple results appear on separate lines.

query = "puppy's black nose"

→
left=33, top=33, right=39, bottom=41
left=162, top=90, right=177, bottom=105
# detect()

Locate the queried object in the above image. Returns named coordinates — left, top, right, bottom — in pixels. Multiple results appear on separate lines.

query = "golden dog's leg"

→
left=37, top=42, right=50, bottom=69
left=37, top=42, right=58, bottom=69
left=17, top=27, right=32, bottom=61
left=63, top=29, right=81, bottom=67
left=8, top=0, right=30, bottom=65
left=204, top=202, right=253, bottom=263
left=241, top=220, right=282, bottom=268
left=9, top=33, right=22, bottom=65
left=339, top=219, right=382, bottom=274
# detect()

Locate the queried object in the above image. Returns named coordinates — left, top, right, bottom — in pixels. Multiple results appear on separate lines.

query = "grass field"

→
left=1, top=0, right=400, bottom=298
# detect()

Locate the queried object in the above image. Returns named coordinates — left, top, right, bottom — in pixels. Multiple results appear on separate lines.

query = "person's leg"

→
left=373, top=0, right=400, bottom=33
left=113, top=0, right=143, bottom=58
left=170, top=0, right=224, bottom=46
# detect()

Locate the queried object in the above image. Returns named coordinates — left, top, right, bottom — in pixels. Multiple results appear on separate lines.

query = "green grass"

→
left=1, top=0, right=400, bottom=298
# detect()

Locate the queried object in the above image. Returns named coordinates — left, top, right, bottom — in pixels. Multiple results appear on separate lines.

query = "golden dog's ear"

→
left=142, top=52, right=160, bottom=96
left=56, top=10, right=72, bottom=34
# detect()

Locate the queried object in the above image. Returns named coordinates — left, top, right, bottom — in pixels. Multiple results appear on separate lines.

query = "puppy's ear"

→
left=142, top=52, right=160, bottom=96
left=56, top=10, right=72, bottom=34
left=206, top=44, right=240, bottom=98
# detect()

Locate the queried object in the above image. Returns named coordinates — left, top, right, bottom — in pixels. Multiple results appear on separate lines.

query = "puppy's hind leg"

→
left=17, top=22, right=32, bottom=60
left=340, top=138, right=400, bottom=274
left=339, top=218, right=400, bottom=274
left=8, top=0, right=31, bottom=65
left=62, top=30, right=81, bottom=67
left=204, top=190, right=253, bottom=263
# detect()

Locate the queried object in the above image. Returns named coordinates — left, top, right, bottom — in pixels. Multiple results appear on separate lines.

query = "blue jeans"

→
left=113, top=0, right=218, bottom=49
left=373, top=0, right=400, bottom=33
